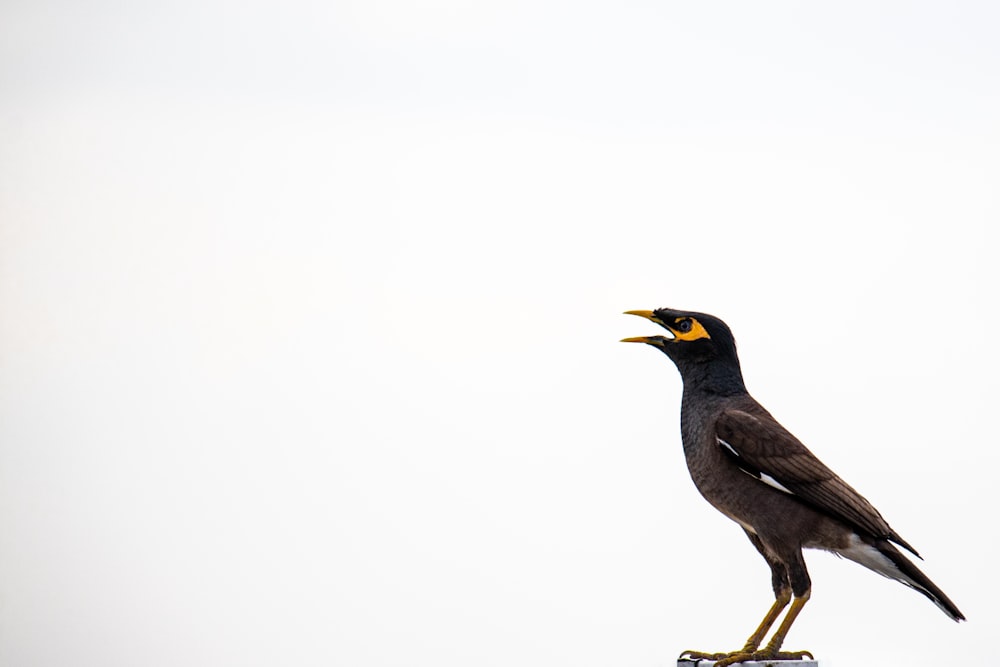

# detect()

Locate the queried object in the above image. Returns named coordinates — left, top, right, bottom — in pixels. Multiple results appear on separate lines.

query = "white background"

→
left=2, top=1, right=997, bottom=666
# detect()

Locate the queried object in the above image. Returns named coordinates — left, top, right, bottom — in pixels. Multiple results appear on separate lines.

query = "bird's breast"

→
left=679, top=406, right=801, bottom=535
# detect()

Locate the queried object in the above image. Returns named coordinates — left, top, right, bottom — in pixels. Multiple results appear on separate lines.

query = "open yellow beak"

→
left=622, top=311, right=671, bottom=347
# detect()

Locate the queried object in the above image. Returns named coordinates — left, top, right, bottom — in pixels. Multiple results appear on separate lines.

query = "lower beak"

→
left=620, top=336, right=664, bottom=347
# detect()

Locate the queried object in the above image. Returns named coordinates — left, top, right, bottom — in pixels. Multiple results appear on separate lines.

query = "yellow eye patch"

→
left=671, top=317, right=711, bottom=341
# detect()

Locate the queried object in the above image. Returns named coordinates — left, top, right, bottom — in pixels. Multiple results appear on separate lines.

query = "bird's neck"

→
left=678, top=360, right=747, bottom=398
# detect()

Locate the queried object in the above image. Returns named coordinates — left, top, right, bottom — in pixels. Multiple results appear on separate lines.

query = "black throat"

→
left=673, top=356, right=748, bottom=398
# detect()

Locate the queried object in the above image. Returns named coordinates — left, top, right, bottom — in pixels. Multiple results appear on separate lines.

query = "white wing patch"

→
left=759, top=472, right=794, bottom=495
left=717, top=437, right=739, bottom=458
left=717, top=437, right=795, bottom=495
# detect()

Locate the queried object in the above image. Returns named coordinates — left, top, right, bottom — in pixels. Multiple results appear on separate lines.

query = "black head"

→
left=622, top=307, right=745, bottom=394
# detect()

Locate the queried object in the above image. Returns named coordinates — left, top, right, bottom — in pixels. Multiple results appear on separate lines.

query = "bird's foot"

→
left=678, top=641, right=760, bottom=662
left=706, top=648, right=813, bottom=666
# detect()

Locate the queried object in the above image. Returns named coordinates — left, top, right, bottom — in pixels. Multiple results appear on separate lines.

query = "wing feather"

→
left=716, top=409, right=919, bottom=557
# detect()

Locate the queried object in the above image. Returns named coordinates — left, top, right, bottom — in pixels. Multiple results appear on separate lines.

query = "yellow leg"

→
left=713, top=591, right=813, bottom=667
left=738, top=589, right=791, bottom=652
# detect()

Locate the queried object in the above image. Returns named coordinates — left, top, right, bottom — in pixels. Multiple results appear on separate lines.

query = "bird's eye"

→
left=676, top=319, right=693, bottom=333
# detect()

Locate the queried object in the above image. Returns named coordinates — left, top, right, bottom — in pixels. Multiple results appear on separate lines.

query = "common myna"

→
left=622, top=308, right=964, bottom=666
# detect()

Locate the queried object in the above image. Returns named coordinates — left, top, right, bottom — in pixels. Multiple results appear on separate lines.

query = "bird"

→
left=621, top=307, right=964, bottom=666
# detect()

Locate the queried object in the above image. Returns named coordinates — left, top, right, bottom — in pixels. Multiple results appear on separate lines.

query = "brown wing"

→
left=715, top=408, right=919, bottom=557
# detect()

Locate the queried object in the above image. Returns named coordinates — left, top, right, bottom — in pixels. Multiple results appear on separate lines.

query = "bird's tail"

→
left=836, top=535, right=965, bottom=621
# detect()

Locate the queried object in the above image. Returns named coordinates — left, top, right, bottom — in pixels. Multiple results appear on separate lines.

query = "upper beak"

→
left=623, top=310, right=663, bottom=325
left=624, top=309, right=675, bottom=333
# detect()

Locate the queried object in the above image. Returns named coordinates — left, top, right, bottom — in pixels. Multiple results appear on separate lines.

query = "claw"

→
left=678, top=650, right=729, bottom=660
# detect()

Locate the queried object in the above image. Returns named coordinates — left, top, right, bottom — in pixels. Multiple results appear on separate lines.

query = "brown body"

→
left=684, top=395, right=851, bottom=558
